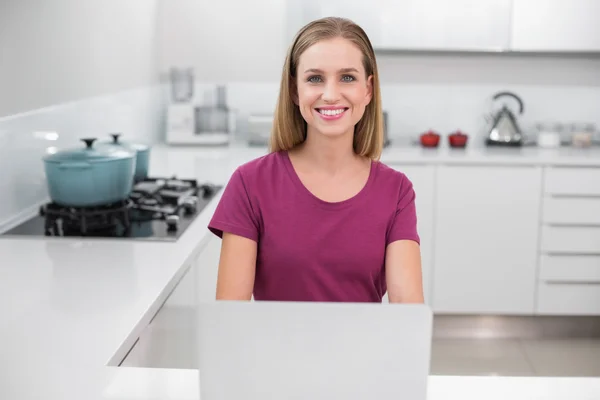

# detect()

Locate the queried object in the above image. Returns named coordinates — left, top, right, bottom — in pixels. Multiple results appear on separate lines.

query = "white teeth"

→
left=318, top=108, right=345, bottom=116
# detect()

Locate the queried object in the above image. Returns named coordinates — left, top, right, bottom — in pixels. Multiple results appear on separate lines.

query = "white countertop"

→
left=1, top=142, right=600, bottom=400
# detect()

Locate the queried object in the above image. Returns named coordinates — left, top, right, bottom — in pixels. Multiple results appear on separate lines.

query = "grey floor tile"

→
left=430, top=338, right=534, bottom=376
left=519, top=339, right=600, bottom=377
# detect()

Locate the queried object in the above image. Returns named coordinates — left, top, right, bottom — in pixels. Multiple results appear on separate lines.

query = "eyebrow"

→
left=303, top=68, right=359, bottom=74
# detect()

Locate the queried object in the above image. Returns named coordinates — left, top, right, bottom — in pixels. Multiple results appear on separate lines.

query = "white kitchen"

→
left=1, top=0, right=600, bottom=399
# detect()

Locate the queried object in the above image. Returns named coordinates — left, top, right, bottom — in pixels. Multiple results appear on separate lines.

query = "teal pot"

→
left=43, top=138, right=136, bottom=207
left=100, top=133, right=151, bottom=182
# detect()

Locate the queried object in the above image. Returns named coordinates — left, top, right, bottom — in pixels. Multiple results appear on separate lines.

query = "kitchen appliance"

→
left=2, top=177, right=222, bottom=241
left=448, top=130, right=469, bottom=148
left=99, top=133, right=151, bottom=181
left=419, top=130, right=441, bottom=148
left=166, top=85, right=235, bottom=146
left=43, top=138, right=136, bottom=207
left=485, top=91, right=525, bottom=147
left=169, top=67, right=194, bottom=103
left=246, top=111, right=391, bottom=147
left=247, top=113, right=274, bottom=146
left=197, top=301, right=432, bottom=400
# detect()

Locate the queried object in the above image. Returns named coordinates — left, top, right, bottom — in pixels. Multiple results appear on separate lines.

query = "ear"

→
left=365, top=75, right=373, bottom=105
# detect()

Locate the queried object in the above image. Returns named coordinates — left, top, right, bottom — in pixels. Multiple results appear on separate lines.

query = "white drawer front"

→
left=541, top=226, right=600, bottom=254
left=544, top=167, right=600, bottom=196
left=537, top=282, right=600, bottom=315
left=542, top=197, right=600, bottom=225
left=539, top=255, right=600, bottom=283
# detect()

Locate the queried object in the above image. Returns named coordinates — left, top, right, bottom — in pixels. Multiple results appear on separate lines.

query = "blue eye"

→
left=342, top=75, right=355, bottom=82
left=308, top=75, right=322, bottom=83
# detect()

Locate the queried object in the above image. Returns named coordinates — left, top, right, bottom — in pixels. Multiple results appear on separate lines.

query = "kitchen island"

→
left=1, top=143, right=600, bottom=400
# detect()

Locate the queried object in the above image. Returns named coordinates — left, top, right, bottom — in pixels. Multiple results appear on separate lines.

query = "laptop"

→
left=196, top=301, right=433, bottom=400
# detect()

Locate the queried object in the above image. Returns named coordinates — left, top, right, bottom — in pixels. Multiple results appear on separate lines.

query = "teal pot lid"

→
left=44, top=138, right=135, bottom=163
left=102, top=133, right=150, bottom=152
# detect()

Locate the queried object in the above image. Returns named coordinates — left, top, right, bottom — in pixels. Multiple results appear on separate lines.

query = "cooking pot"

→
left=420, top=130, right=441, bottom=148
left=448, top=130, right=468, bottom=148
left=100, top=133, right=151, bottom=181
left=43, top=138, right=136, bottom=207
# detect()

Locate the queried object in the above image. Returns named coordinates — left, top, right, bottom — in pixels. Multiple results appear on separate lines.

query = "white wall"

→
left=157, top=0, right=288, bottom=83
left=0, top=0, right=161, bottom=117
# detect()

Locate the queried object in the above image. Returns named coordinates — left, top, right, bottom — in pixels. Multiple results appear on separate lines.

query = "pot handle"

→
left=58, top=162, right=92, bottom=170
left=81, top=138, right=97, bottom=149
left=110, top=133, right=122, bottom=143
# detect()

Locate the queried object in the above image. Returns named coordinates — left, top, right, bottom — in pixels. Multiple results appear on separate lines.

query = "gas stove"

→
left=2, top=177, right=222, bottom=241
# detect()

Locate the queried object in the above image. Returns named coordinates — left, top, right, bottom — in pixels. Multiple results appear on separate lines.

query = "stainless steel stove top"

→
left=2, top=177, right=222, bottom=241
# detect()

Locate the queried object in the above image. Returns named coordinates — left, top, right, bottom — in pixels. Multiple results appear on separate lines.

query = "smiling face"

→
left=295, top=37, right=373, bottom=139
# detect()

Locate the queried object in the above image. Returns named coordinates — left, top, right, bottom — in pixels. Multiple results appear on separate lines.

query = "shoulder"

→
left=227, top=151, right=288, bottom=195
left=234, top=151, right=285, bottom=181
left=371, top=161, right=415, bottom=197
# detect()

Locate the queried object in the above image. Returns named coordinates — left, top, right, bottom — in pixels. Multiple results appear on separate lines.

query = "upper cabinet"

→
left=296, top=0, right=600, bottom=53
left=301, top=0, right=511, bottom=51
left=375, top=0, right=512, bottom=52
left=510, top=0, right=600, bottom=52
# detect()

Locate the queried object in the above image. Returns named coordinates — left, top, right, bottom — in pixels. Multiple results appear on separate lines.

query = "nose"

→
left=321, top=81, right=341, bottom=103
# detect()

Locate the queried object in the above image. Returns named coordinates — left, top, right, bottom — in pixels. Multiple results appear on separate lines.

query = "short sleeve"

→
left=208, top=168, right=260, bottom=242
left=386, top=177, right=420, bottom=246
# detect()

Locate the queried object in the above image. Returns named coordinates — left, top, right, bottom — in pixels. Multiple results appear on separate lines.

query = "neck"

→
left=297, top=126, right=357, bottom=174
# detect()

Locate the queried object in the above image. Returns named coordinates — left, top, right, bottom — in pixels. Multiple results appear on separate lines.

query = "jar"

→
left=536, top=122, right=561, bottom=148
left=570, top=123, right=596, bottom=148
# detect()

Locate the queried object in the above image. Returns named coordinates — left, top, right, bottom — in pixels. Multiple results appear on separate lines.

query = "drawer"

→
left=537, top=282, right=600, bottom=315
left=540, top=226, right=600, bottom=254
left=542, top=197, right=600, bottom=225
left=544, top=167, right=600, bottom=196
left=539, top=255, right=600, bottom=283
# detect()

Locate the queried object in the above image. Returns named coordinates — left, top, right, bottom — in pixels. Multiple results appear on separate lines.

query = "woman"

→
left=208, top=17, right=423, bottom=304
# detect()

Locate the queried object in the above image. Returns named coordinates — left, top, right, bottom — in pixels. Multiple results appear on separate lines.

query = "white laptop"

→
left=196, top=301, right=433, bottom=400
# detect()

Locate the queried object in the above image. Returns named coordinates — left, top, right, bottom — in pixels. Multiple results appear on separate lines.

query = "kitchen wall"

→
left=158, top=0, right=600, bottom=142
left=2, top=0, right=600, bottom=230
left=0, top=0, right=165, bottom=231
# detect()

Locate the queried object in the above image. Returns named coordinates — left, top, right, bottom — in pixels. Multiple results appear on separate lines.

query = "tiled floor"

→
left=431, top=338, right=600, bottom=377
left=123, top=315, right=600, bottom=376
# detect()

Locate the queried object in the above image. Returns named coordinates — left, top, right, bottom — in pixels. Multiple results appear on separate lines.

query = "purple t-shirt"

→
left=208, top=150, right=420, bottom=302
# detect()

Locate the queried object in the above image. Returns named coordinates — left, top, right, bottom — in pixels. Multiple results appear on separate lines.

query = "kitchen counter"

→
left=150, top=142, right=600, bottom=173
left=1, top=143, right=600, bottom=400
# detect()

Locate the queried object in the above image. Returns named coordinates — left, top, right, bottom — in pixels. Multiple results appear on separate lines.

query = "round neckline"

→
left=280, top=150, right=378, bottom=210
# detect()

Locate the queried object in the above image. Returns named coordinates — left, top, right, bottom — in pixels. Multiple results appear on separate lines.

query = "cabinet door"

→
left=301, top=0, right=384, bottom=45
left=301, top=0, right=512, bottom=51
left=195, top=235, right=223, bottom=303
left=510, top=0, right=600, bottom=52
left=378, top=0, right=512, bottom=51
left=387, top=165, right=435, bottom=306
left=433, top=165, right=542, bottom=314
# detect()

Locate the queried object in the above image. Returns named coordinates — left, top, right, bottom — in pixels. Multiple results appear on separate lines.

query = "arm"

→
left=385, top=240, right=424, bottom=303
left=215, top=232, right=257, bottom=301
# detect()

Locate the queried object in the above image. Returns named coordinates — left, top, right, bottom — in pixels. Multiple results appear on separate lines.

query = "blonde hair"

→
left=269, top=17, right=384, bottom=160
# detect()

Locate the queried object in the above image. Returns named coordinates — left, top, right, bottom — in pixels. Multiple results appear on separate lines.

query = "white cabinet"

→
left=510, top=0, right=600, bottom=52
left=194, top=235, right=222, bottom=303
left=300, top=0, right=512, bottom=51
left=298, top=0, right=600, bottom=53
left=537, top=166, right=600, bottom=316
left=388, top=165, right=436, bottom=306
left=432, top=165, right=542, bottom=314
left=375, top=0, right=512, bottom=51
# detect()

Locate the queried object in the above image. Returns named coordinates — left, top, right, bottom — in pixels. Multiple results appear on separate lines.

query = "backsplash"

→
left=0, top=85, right=166, bottom=232
left=189, top=81, right=600, bottom=145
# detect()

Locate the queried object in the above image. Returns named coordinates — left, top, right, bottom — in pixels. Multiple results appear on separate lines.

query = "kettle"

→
left=485, top=91, right=525, bottom=146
